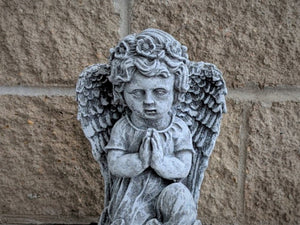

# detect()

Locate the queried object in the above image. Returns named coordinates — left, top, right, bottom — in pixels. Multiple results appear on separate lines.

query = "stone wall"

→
left=0, top=0, right=299, bottom=224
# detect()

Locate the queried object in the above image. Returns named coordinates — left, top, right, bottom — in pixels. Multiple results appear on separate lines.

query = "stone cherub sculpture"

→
left=76, top=28, right=227, bottom=225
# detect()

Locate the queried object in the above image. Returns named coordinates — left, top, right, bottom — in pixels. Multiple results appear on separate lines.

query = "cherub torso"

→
left=104, top=114, right=194, bottom=224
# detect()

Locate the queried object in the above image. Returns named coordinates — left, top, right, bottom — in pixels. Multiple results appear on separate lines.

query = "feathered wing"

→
left=76, top=62, right=226, bottom=214
left=76, top=64, right=124, bottom=207
left=177, top=61, right=227, bottom=203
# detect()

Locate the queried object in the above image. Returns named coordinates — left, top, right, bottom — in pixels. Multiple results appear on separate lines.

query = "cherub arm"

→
left=107, top=135, right=151, bottom=178
left=108, top=150, right=146, bottom=177
left=150, top=130, right=193, bottom=180
left=151, top=149, right=192, bottom=180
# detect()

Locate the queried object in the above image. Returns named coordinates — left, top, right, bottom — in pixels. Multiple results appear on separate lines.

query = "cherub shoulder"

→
left=111, top=116, right=128, bottom=129
left=173, top=116, right=191, bottom=134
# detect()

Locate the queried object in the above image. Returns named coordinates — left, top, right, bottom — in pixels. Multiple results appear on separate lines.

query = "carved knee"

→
left=156, top=183, right=197, bottom=224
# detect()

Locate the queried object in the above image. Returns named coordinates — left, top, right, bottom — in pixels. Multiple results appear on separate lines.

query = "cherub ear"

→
left=177, top=92, right=186, bottom=102
left=112, top=84, right=127, bottom=106
left=172, top=91, right=185, bottom=106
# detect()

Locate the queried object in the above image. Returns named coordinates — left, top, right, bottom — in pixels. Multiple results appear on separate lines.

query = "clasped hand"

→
left=139, top=129, right=164, bottom=169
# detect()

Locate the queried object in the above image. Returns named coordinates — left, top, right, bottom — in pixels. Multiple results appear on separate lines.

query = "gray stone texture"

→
left=0, top=0, right=299, bottom=224
left=0, top=0, right=120, bottom=86
left=0, top=96, right=103, bottom=220
left=131, top=0, right=300, bottom=88
left=76, top=29, right=227, bottom=224
left=245, top=102, right=300, bottom=224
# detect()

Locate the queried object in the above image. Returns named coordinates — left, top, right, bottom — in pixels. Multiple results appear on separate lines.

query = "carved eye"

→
left=154, top=88, right=168, bottom=96
left=130, top=90, right=145, bottom=98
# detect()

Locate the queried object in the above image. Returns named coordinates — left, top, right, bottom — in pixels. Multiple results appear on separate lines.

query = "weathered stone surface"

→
left=198, top=99, right=242, bottom=224
left=0, top=96, right=102, bottom=220
left=76, top=29, right=228, bottom=224
left=0, top=0, right=120, bottom=86
left=131, top=0, right=300, bottom=88
left=245, top=102, right=300, bottom=224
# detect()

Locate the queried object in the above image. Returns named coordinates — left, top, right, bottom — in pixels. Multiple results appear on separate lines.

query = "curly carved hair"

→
left=108, top=28, right=190, bottom=105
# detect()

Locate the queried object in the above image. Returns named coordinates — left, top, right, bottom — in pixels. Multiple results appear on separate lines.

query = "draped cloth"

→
left=101, top=115, right=197, bottom=225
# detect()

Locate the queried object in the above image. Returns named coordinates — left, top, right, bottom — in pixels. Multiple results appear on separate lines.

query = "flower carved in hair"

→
left=114, top=41, right=129, bottom=59
left=181, top=45, right=188, bottom=59
left=166, top=41, right=185, bottom=59
left=136, top=36, right=157, bottom=58
left=76, top=28, right=227, bottom=225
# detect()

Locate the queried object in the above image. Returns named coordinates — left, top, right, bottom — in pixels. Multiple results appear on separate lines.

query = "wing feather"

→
left=76, top=64, right=124, bottom=162
left=177, top=61, right=227, bottom=203
left=76, top=64, right=125, bottom=209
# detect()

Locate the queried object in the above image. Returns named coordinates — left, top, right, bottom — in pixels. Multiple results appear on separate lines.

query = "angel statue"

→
left=76, top=28, right=227, bottom=225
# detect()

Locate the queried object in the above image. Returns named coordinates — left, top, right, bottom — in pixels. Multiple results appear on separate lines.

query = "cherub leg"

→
left=149, top=183, right=198, bottom=225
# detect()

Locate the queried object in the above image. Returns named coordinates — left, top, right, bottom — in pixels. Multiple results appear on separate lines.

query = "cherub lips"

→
left=144, top=109, right=157, bottom=115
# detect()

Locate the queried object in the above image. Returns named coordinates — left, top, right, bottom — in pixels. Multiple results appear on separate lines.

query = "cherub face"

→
left=124, top=71, right=174, bottom=121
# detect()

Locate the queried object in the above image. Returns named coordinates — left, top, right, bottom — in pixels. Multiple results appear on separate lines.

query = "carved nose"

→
left=144, top=92, right=155, bottom=105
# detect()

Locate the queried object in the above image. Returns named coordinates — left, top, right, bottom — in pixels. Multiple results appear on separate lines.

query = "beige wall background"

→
left=0, top=0, right=299, bottom=224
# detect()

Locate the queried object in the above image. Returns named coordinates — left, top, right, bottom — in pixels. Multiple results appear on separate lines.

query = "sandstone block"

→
left=0, top=96, right=245, bottom=224
left=0, top=96, right=102, bottom=221
left=198, top=99, right=243, bottom=224
left=245, top=102, right=300, bottom=224
left=131, top=0, right=300, bottom=88
left=0, top=0, right=120, bottom=86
